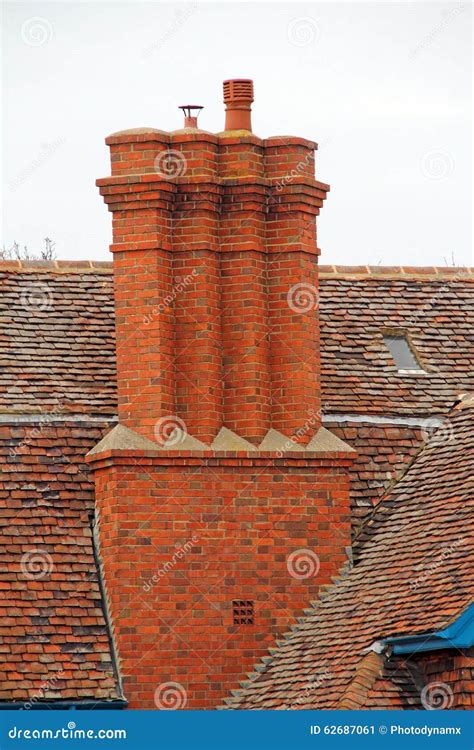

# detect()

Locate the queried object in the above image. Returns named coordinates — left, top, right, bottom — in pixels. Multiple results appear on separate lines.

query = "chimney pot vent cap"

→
left=179, top=105, right=203, bottom=129
left=223, top=79, right=254, bottom=103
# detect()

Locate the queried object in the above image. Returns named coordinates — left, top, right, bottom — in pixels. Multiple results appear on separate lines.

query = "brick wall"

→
left=89, top=450, right=353, bottom=708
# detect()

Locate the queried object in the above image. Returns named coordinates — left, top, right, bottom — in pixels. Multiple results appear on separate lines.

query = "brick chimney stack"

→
left=96, top=80, right=329, bottom=446
left=89, top=81, right=355, bottom=709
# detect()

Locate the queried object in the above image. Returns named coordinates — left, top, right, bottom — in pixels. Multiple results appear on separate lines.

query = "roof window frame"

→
left=382, top=329, right=427, bottom=375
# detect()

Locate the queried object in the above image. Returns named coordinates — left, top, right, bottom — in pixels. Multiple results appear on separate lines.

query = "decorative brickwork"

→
left=97, top=127, right=329, bottom=445
left=89, top=81, right=356, bottom=709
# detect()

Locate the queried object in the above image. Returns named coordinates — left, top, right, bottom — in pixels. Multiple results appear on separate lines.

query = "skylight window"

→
left=383, top=334, right=425, bottom=373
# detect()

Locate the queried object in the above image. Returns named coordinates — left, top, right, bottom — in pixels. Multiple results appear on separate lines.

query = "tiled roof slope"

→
left=0, top=420, right=120, bottom=703
left=361, top=657, right=424, bottom=709
left=363, top=649, right=474, bottom=710
left=0, top=263, right=116, bottom=416
left=228, top=404, right=474, bottom=709
left=0, top=263, right=473, bottom=417
left=327, top=422, right=422, bottom=524
left=319, top=266, right=474, bottom=416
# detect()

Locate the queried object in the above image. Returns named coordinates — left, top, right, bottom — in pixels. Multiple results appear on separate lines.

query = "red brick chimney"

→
left=88, top=81, right=355, bottom=709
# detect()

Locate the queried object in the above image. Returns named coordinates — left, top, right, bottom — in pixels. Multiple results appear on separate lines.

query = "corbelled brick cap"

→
left=87, top=423, right=355, bottom=460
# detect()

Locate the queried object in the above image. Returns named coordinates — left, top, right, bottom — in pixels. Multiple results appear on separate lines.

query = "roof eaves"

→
left=0, top=700, right=127, bottom=711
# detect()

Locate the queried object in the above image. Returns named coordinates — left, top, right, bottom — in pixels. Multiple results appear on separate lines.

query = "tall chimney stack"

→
left=89, top=79, right=355, bottom=710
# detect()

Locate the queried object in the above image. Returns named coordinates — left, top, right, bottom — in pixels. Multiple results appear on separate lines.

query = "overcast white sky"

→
left=1, top=1, right=472, bottom=265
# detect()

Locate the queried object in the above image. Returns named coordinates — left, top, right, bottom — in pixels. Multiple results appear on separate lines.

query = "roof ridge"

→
left=319, top=265, right=474, bottom=280
left=1, top=260, right=473, bottom=279
left=336, top=651, right=385, bottom=710
left=351, top=439, right=427, bottom=550
left=0, top=260, right=113, bottom=273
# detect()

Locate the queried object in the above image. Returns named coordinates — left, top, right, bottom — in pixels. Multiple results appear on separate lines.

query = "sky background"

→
left=1, top=1, right=472, bottom=265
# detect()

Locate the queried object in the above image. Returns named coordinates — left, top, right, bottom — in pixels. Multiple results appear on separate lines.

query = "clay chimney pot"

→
left=223, top=79, right=254, bottom=132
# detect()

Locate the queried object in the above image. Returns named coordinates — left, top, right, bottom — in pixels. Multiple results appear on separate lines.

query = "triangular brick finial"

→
left=211, top=427, right=257, bottom=451
left=161, top=428, right=207, bottom=450
left=306, top=427, right=355, bottom=453
left=258, top=429, right=300, bottom=452
left=87, top=423, right=159, bottom=455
